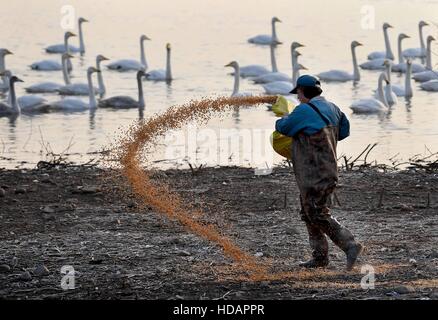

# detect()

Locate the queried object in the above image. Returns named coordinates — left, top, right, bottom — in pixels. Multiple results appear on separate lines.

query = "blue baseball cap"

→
left=290, top=75, right=322, bottom=94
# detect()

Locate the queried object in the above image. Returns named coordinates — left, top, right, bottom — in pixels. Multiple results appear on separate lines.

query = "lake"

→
left=1, top=0, right=438, bottom=169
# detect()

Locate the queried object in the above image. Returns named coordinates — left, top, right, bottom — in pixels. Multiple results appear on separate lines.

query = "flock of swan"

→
left=225, top=17, right=438, bottom=114
left=0, top=17, right=172, bottom=117
left=1, top=16, right=438, bottom=118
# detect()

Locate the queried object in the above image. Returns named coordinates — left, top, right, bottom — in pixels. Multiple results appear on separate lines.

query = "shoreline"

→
left=0, top=164, right=437, bottom=299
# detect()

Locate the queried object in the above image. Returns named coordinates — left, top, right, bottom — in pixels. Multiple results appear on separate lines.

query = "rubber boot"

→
left=320, top=216, right=364, bottom=271
left=299, top=223, right=329, bottom=268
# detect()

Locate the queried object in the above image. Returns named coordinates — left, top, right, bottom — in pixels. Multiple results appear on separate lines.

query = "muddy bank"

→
left=0, top=164, right=437, bottom=300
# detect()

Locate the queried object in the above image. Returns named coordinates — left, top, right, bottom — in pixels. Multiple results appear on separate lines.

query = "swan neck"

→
left=232, top=66, right=240, bottom=96
left=292, top=64, right=300, bottom=86
left=419, top=25, right=426, bottom=50
left=62, top=56, right=71, bottom=84
left=351, top=45, right=360, bottom=81
left=137, top=74, right=145, bottom=108
left=405, top=64, right=413, bottom=96
left=166, top=49, right=172, bottom=80
left=87, top=72, right=97, bottom=109
left=271, top=21, right=278, bottom=42
left=426, top=40, right=433, bottom=69
left=383, top=27, right=394, bottom=59
left=378, top=76, right=389, bottom=107
left=96, top=60, right=105, bottom=94
left=64, top=36, right=72, bottom=69
left=291, top=49, right=298, bottom=80
left=397, top=37, right=404, bottom=64
left=270, top=45, right=278, bottom=72
left=385, top=63, right=392, bottom=82
left=9, top=79, right=20, bottom=113
left=78, top=22, right=85, bottom=54
left=140, top=39, right=147, bottom=70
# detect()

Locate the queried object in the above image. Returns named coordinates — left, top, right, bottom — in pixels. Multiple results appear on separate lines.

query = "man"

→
left=275, top=75, right=363, bottom=271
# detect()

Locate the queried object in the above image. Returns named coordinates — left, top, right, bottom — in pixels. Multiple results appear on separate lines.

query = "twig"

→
left=364, top=143, right=378, bottom=165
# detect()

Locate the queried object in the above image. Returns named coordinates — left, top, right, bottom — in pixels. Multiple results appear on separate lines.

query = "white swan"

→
left=45, top=18, right=88, bottom=54
left=318, top=41, right=362, bottom=82
left=145, top=43, right=172, bottom=81
left=420, top=79, right=438, bottom=91
left=261, top=64, right=307, bottom=95
left=391, top=59, right=413, bottom=97
left=392, top=33, right=426, bottom=73
left=1, top=70, right=49, bottom=112
left=252, top=42, right=305, bottom=84
left=413, top=36, right=438, bottom=82
left=224, top=61, right=252, bottom=97
left=57, top=55, right=105, bottom=96
left=96, top=55, right=109, bottom=96
left=378, top=60, right=397, bottom=106
left=98, top=71, right=146, bottom=108
left=233, top=43, right=279, bottom=78
left=367, top=23, right=395, bottom=60
left=351, top=73, right=389, bottom=114
left=107, top=35, right=149, bottom=71
left=31, top=32, right=76, bottom=71
left=252, top=42, right=291, bottom=83
left=25, top=53, right=72, bottom=93
left=49, top=67, right=99, bottom=111
left=0, top=48, right=13, bottom=92
left=403, top=21, right=429, bottom=58
left=248, top=17, right=281, bottom=45
left=0, top=75, right=22, bottom=117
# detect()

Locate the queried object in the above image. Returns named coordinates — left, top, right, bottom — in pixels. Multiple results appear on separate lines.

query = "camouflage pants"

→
left=292, top=126, right=356, bottom=261
left=299, top=184, right=356, bottom=261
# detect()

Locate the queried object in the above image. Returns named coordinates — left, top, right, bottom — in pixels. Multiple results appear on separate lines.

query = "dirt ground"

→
left=0, top=164, right=437, bottom=300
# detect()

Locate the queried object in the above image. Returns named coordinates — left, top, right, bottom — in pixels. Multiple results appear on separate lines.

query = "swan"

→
left=292, top=55, right=306, bottom=86
left=420, top=79, right=438, bottom=91
left=25, top=53, right=72, bottom=93
left=392, top=33, right=426, bottom=73
left=251, top=42, right=291, bottom=83
left=378, top=60, right=397, bottom=106
left=0, top=48, right=13, bottom=92
left=96, top=55, right=109, bottom=96
left=260, top=64, right=307, bottom=95
left=403, top=21, right=429, bottom=58
left=318, top=41, right=362, bottom=82
left=145, top=43, right=172, bottom=81
left=107, top=35, right=150, bottom=71
left=350, top=73, right=389, bottom=114
left=367, top=23, right=395, bottom=60
left=45, top=18, right=88, bottom=55
left=98, top=71, right=146, bottom=108
left=1, top=70, right=49, bottom=112
left=391, top=59, right=413, bottom=97
left=0, top=75, right=22, bottom=117
left=49, top=67, right=99, bottom=111
left=413, top=36, right=438, bottom=82
left=252, top=42, right=304, bottom=84
left=31, top=32, right=76, bottom=71
left=248, top=17, right=282, bottom=45
left=224, top=61, right=252, bottom=97
left=57, top=55, right=105, bottom=96
left=252, top=52, right=301, bottom=84
left=233, top=43, right=279, bottom=78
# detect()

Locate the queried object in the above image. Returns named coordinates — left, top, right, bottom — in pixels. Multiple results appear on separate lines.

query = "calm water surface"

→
left=1, top=0, right=438, bottom=169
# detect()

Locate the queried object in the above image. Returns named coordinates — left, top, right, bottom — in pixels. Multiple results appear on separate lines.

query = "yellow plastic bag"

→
left=270, top=96, right=294, bottom=160
left=271, top=95, right=294, bottom=116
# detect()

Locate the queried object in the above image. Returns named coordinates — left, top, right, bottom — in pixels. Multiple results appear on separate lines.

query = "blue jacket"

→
left=275, top=96, right=350, bottom=140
